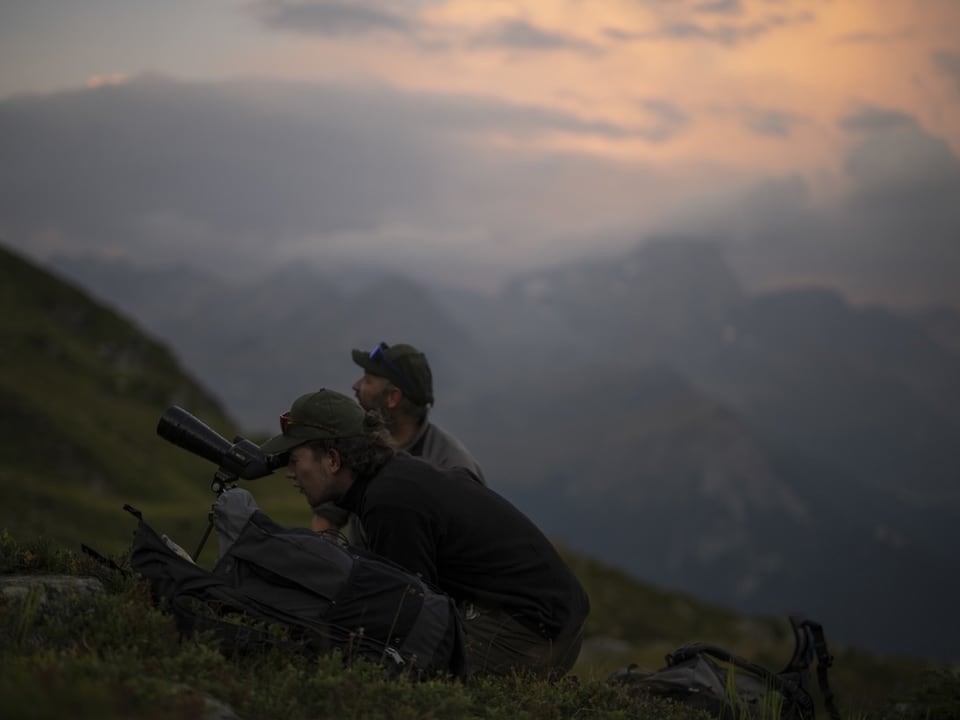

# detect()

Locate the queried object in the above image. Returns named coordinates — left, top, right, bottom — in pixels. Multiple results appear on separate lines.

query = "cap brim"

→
left=259, top=433, right=307, bottom=454
left=351, top=348, right=372, bottom=370
left=352, top=348, right=389, bottom=379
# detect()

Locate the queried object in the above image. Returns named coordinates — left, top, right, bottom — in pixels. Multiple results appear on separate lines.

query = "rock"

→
left=0, top=574, right=104, bottom=602
left=169, top=684, right=242, bottom=720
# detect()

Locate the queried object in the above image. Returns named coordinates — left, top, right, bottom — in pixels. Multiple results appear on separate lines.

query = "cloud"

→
left=636, top=98, right=689, bottom=142
left=3, top=71, right=956, bottom=308
left=382, top=90, right=635, bottom=139
left=654, top=21, right=757, bottom=45
left=667, top=20, right=748, bottom=44
left=0, top=76, right=666, bottom=281
left=839, top=106, right=960, bottom=206
left=470, top=18, right=599, bottom=55
left=741, top=107, right=803, bottom=138
left=251, top=0, right=414, bottom=37
left=84, top=73, right=130, bottom=90
left=834, top=30, right=908, bottom=45
left=933, top=50, right=960, bottom=96
left=655, top=105, right=960, bottom=307
left=838, top=104, right=960, bottom=207
left=603, top=1, right=813, bottom=47
left=839, top=105, right=916, bottom=134
left=694, top=0, right=743, bottom=15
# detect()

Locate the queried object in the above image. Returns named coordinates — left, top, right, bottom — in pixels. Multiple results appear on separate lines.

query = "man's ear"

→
left=384, top=384, right=404, bottom=410
left=326, top=448, right=342, bottom=472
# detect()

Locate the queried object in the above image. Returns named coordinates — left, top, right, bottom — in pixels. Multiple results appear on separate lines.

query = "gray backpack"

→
left=125, top=489, right=465, bottom=678
left=607, top=616, right=840, bottom=720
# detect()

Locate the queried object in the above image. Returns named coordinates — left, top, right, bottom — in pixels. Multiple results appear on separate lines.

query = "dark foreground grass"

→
left=2, top=531, right=957, bottom=720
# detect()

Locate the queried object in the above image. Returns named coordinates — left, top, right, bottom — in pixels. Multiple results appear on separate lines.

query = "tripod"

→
left=191, top=467, right=240, bottom=561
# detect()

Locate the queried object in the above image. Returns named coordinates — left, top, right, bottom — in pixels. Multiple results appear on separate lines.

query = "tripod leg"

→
left=192, top=511, right=215, bottom=561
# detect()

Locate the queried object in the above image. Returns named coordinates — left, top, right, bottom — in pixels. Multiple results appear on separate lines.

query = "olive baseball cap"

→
left=260, top=389, right=366, bottom=454
left=351, top=342, right=434, bottom=406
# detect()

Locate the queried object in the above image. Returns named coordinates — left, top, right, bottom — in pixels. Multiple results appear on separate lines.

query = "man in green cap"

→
left=351, top=341, right=485, bottom=485
left=261, top=388, right=590, bottom=680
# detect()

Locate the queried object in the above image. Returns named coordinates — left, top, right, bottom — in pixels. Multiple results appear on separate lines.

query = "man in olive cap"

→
left=260, top=388, right=590, bottom=680
left=351, top=341, right=485, bottom=485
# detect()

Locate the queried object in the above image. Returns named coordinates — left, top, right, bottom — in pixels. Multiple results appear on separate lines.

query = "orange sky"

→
left=209, top=0, right=960, bottom=182
left=1, top=0, right=958, bottom=288
left=3, top=0, right=957, bottom=180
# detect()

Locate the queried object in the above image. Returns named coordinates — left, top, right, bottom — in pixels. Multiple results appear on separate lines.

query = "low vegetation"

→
left=2, top=531, right=958, bottom=720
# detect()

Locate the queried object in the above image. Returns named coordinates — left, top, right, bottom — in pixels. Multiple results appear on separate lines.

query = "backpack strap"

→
left=784, top=614, right=815, bottom=672
left=81, top=543, right=130, bottom=577
left=787, top=616, right=841, bottom=720
left=666, top=642, right=800, bottom=698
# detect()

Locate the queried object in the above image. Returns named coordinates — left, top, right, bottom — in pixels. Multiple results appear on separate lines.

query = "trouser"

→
left=462, top=602, right=587, bottom=680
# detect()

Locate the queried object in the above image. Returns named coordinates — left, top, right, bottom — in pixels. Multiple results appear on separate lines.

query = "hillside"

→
left=1, top=243, right=955, bottom=715
left=0, top=245, right=312, bottom=562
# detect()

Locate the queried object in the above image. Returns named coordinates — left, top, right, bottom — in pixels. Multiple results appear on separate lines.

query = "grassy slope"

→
left=0, top=244, right=310, bottom=562
left=1, top=533, right=954, bottom=720
left=0, top=243, right=952, bottom=715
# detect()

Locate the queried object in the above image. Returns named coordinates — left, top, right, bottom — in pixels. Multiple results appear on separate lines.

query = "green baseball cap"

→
left=351, top=342, right=434, bottom=407
left=260, top=389, right=367, bottom=454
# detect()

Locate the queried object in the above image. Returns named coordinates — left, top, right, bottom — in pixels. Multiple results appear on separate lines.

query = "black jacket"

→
left=338, top=453, right=589, bottom=638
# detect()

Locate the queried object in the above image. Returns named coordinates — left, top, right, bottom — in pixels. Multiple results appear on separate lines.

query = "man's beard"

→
left=366, top=389, right=398, bottom=435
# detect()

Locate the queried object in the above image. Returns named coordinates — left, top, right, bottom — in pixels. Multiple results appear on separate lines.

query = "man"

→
left=351, top=341, right=485, bottom=485
left=261, top=388, right=590, bottom=679
left=313, top=340, right=485, bottom=538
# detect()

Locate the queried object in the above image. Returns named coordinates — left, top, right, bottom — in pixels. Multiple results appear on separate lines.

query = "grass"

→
left=2, top=531, right=959, bottom=720
left=0, top=532, right=706, bottom=720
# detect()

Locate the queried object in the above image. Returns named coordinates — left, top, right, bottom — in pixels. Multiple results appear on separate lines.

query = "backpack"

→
left=124, top=488, right=465, bottom=679
left=607, top=615, right=841, bottom=720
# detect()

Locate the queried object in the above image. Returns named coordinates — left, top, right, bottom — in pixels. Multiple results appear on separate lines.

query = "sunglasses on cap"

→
left=279, top=411, right=339, bottom=435
left=368, top=342, right=416, bottom=396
